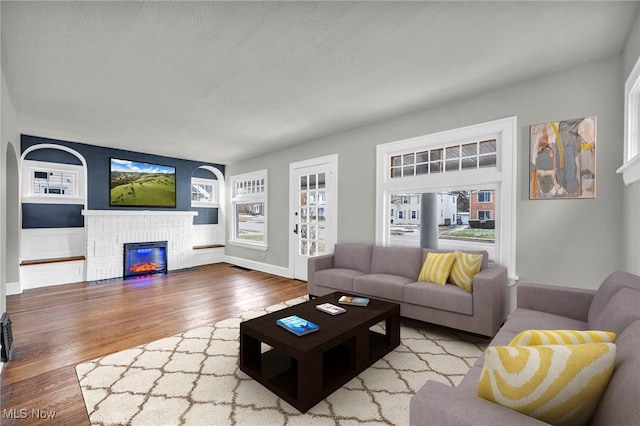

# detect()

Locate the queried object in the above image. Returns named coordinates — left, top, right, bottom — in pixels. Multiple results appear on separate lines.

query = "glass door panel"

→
left=297, top=172, right=327, bottom=256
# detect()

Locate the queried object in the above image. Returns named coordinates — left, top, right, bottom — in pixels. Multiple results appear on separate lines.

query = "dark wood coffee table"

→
left=239, top=292, right=400, bottom=413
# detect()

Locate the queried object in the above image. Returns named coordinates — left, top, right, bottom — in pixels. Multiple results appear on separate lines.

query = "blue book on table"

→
left=276, top=315, right=319, bottom=336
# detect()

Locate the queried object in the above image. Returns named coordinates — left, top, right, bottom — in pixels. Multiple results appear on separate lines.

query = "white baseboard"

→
left=224, top=255, right=292, bottom=279
left=20, top=260, right=85, bottom=290
left=6, top=281, right=22, bottom=296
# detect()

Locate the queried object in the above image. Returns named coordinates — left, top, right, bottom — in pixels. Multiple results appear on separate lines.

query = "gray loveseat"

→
left=410, top=270, right=640, bottom=425
left=307, top=243, right=508, bottom=337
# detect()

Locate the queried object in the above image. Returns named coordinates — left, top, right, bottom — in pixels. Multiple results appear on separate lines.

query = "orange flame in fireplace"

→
left=129, top=262, right=158, bottom=273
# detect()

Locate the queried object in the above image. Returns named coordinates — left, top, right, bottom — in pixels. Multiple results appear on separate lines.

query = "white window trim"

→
left=376, top=116, right=518, bottom=282
left=20, top=146, right=88, bottom=207
left=618, top=55, right=640, bottom=185
left=23, top=160, right=81, bottom=202
left=229, top=169, right=268, bottom=251
left=191, top=176, right=220, bottom=208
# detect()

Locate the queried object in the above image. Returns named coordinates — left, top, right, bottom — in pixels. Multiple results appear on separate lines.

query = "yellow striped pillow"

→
left=477, top=343, right=616, bottom=426
left=448, top=251, right=483, bottom=292
left=418, top=252, right=456, bottom=285
left=509, top=330, right=617, bottom=346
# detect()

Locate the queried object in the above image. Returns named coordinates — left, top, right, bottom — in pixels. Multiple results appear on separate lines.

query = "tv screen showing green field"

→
left=110, top=158, right=176, bottom=207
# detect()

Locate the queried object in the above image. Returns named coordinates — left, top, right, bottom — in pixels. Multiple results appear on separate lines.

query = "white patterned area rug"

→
left=76, top=297, right=488, bottom=425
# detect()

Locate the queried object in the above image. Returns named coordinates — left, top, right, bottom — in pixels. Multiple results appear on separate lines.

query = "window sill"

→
left=22, top=196, right=85, bottom=205
left=617, top=155, right=640, bottom=185
left=191, top=202, right=220, bottom=208
left=228, top=240, right=268, bottom=251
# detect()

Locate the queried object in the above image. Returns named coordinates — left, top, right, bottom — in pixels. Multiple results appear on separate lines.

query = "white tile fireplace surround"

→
left=82, top=210, right=198, bottom=282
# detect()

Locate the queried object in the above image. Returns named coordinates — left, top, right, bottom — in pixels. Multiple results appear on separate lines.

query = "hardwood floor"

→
left=1, top=263, right=308, bottom=425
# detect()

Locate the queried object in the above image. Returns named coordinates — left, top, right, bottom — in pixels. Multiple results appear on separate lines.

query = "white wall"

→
left=0, top=76, right=5, bottom=317
left=227, top=53, right=628, bottom=290
left=622, top=7, right=640, bottom=275
left=624, top=7, right=640, bottom=79
left=2, top=70, right=20, bottom=314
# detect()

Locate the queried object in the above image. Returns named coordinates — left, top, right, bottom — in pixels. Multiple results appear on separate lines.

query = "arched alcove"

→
left=18, top=144, right=88, bottom=290
left=20, top=143, right=88, bottom=207
left=189, top=166, right=225, bottom=265
left=191, top=165, right=225, bottom=234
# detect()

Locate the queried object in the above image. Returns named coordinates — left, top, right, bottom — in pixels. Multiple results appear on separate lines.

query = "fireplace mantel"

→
left=82, top=210, right=198, bottom=217
left=83, top=210, right=198, bottom=282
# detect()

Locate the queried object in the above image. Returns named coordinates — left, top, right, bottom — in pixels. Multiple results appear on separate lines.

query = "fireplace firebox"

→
left=123, top=241, right=168, bottom=279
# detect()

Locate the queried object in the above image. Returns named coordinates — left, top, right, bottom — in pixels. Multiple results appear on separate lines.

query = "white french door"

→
left=289, top=155, right=338, bottom=281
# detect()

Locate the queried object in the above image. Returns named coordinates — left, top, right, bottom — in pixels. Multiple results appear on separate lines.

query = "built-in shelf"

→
left=193, top=244, right=225, bottom=250
left=20, top=256, right=86, bottom=266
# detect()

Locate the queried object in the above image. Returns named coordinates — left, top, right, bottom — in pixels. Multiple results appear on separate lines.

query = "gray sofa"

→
left=410, top=270, right=640, bottom=425
left=307, top=243, right=508, bottom=337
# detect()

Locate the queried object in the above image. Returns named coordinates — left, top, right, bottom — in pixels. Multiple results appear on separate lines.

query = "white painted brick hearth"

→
left=82, top=210, right=198, bottom=282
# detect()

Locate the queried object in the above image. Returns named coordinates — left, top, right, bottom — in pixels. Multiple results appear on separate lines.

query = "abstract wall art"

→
left=530, top=116, right=596, bottom=199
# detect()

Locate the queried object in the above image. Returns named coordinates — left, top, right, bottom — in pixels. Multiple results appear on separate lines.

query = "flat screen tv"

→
left=109, top=158, right=176, bottom=208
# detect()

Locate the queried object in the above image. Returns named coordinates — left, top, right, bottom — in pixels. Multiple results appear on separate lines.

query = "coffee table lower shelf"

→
left=242, top=346, right=358, bottom=403
left=240, top=323, right=399, bottom=412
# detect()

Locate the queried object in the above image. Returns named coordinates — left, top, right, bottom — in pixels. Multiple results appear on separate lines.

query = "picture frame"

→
left=529, top=116, right=596, bottom=199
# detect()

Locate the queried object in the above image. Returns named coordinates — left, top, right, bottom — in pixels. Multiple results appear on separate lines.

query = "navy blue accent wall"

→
left=193, top=207, right=219, bottom=225
left=25, top=148, right=82, bottom=165
left=21, top=135, right=225, bottom=228
left=192, top=168, right=218, bottom=179
left=22, top=204, right=85, bottom=228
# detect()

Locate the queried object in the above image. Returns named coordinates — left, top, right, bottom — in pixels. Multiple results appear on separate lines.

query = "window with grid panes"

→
left=389, top=139, right=496, bottom=178
left=191, top=177, right=219, bottom=207
left=377, top=117, right=518, bottom=281
left=230, top=170, right=267, bottom=249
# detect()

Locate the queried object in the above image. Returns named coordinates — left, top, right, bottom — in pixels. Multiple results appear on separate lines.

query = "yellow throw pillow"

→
left=477, top=343, right=616, bottom=426
left=418, top=252, right=456, bottom=285
left=509, top=330, right=617, bottom=346
left=448, top=251, right=483, bottom=292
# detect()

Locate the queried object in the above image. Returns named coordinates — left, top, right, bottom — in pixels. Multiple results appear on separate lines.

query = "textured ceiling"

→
left=2, top=1, right=638, bottom=164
